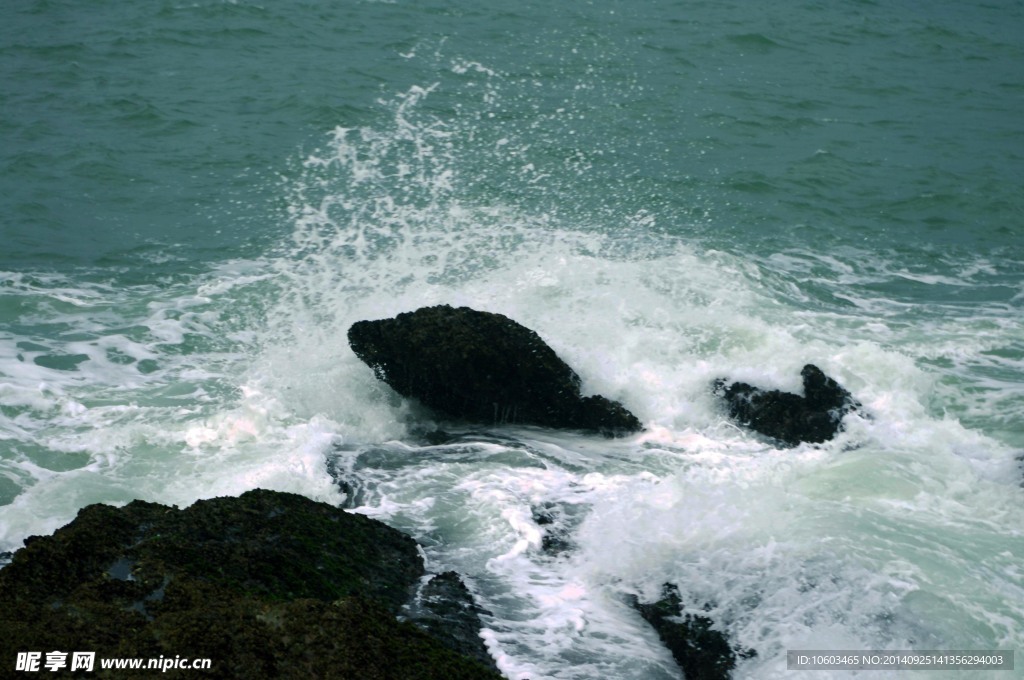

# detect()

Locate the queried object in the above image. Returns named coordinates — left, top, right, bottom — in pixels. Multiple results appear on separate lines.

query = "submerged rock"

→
left=629, top=584, right=755, bottom=680
left=531, top=502, right=585, bottom=556
left=714, top=364, right=860, bottom=445
left=0, top=489, right=502, bottom=679
left=348, top=305, right=643, bottom=436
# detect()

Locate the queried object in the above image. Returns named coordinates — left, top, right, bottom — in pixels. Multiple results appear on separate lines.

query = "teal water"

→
left=2, top=1, right=1023, bottom=677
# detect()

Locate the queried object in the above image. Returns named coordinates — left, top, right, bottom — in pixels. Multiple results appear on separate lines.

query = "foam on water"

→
left=2, top=56, right=1022, bottom=680
left=244, top=76, right=1023, bottom=678
left=0, top=265, right=344, bottom=546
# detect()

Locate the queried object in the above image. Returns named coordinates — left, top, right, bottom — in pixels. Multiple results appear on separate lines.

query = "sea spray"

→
left=3, top=16, right=1023, bottom=678
left=246, top=76, right=1024, bottom=678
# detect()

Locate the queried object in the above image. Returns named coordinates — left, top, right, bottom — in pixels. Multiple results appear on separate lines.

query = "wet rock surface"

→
left=0, top=489, right=501, bottom=679
left=348, top=305, right=643, bottom=436
left=405, top=571, right=497, bottom=671
left=629, top=583, right=755, bottom=680
left=531, top=502, right=585, bottom=556
left=715, top=364, right=860, bottom=445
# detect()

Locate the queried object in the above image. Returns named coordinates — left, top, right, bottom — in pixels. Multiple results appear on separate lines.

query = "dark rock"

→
left=423, top=429, right=457, bottom=446
left=714, top=364, right=860, bottom=445
left=629, top=584, right=755, bottom=680
left=348, top=305, right=642, bottom=436
left=531, top=502, right=583, bottom=556
left=405, top=571, right=496, bottom=671
left=0, top=489, right=502, bottom=679
left=325, top=456, right=360, bottom=509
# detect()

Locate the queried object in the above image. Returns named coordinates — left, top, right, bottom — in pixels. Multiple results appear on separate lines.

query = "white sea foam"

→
left=2, top=67, right=1022, bottom=680
left=246, top=79, right=1024, bottom=678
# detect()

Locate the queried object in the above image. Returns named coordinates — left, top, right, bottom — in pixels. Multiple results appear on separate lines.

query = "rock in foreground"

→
left=0, top=489, right=501, bottom=679
left=348, top=305, right=642, bottom=436
left=629, top=584, right=755, bottom=680
left=715, top=364, right=860, bottom=445
left=405, top=571, right=497, bottom=671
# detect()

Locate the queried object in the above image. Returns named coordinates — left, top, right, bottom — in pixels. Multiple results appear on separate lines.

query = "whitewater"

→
left=2, top=1, right=1023, bottom=677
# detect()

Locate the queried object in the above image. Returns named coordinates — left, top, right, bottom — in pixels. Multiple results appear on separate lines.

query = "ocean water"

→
left=2, top=0, right=1023, bottom=677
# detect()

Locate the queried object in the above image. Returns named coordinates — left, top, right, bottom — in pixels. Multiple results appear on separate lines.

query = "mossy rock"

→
left=0, top=489, right=502, bottom=679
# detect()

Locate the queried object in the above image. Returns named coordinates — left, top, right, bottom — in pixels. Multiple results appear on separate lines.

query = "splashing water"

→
left=3, top=44, right=1022, bottom=679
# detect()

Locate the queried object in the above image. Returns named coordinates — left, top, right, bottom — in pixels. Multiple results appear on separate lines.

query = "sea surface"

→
left=2, top=1, right=1023, bottom=678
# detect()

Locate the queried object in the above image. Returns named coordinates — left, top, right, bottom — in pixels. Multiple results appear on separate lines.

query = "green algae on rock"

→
left=0, top=489, right=502, bottom=679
